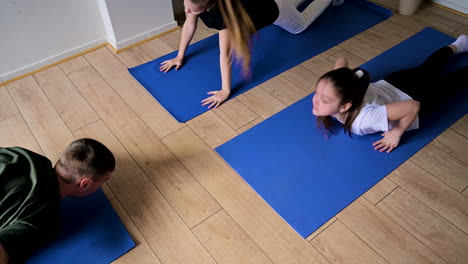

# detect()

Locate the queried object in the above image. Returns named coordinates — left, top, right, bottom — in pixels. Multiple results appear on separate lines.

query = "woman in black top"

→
left=160, top=0, right=332, bottom=108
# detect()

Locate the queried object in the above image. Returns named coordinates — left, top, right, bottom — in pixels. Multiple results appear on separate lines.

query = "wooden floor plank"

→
left=236, top=87, right=285, bottom=119
left=84, top=47, right=183, bottom=139
left=328, top=49, right=367, bottom=69
left=431, top=128, right=468, bottom=165
left=371, top=20, right=419, bottom=42
left=0, top=85, right=19, bottom=122
left=306, top=217, right=337, bottom=241
left=59, top=56, right=90, bottom=75
left=33, top=66, right=100, bottom=132
left=163, top=127, right=329, bottom=264
left=193, top=21, right=217, bottom=42
left=236, top=117, right=263, bottom=134
left=280, top=64, right=319, bottom=93
left=388, top=161, right=468, bottom=234
left=259, top=75, right=308, bottom=107
left=301, top=55, right=335, bottom=76
left=338, top=37, right=386, bottom=61
left=410, top=143, right=468, bottom=192
left=421, top=4, right=468, bottom=26
left=311, top=220, right=388, bottom=264
left=101, top=183, right=116, bottom=201
left=337, top=198, right=446, bottom=264
left=7, top=76, right=75, bottom=162
left=453, top=25, right=468, bottom=38
left=386, top=14, right=428, bottom=34
left=187, top=110, right=239, bottom=148
left=110, top=199, right=162, bottom=264
left=450, top=114, right=468, bottom=139
left=159, top=29, right=183, bottom=50
left=138, top=38, right=175, bottom=59
left=74, top=120, right=216, bottom=264
left=68, top=66, right=221, bottom=229
left=363, top=178, right=398, bottom=205
left=116, top=47, right=153, bottom=68
left=377, top=187, right=468, bottom=264
left=412, top=9, right=464, bottom=34
left=356, top=29, right=400, bottom=51
left=0, top=114, right=43, bottom=154
left=193, top=209, right=273, bottom=264
left=213, top=98, right=259, bottom=131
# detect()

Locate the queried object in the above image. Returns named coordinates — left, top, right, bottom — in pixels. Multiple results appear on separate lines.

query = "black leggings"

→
left=384, top=47, right=468, bottom=118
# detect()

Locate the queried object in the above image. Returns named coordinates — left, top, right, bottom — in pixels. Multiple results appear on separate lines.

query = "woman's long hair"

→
left=218, top=0, right=256, bottom=76
left=316, top=67, right=370, bottom=136
left=191, top=0, right=256, bottom=75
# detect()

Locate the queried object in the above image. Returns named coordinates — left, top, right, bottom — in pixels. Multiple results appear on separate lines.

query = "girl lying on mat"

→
left=312, top=34, right=468, bottom=153
left=160, top=0, right=334, bottom=108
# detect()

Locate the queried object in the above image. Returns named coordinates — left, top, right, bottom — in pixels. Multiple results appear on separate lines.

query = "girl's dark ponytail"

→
left=351, top=68, right=370, bottom=93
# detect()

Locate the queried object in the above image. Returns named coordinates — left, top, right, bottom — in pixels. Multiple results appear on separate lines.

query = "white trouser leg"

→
left=274, top=0, right=332, bottom=34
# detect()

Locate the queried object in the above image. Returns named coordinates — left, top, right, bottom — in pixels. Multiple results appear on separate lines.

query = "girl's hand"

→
left=372, top=130, right=401, bottom=153
left=160, top=57, right=184, bottom=73
left=201, top=89, right=231, bottom=109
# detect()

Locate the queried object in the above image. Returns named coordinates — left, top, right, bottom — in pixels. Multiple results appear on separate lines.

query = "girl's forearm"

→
left=391, top=103, right=419, bottom=137
left=219, top=52, right=232, bottom=91
left=177, top=15, right=198, bottom=59
left=218, top=30, right=232, bottom=91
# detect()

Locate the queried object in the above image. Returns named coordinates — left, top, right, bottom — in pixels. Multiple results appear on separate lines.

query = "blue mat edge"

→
left=214, top=26, right=467, bottom=237
left=27, top=189, right=135, bottom=264
left=128, top=0, right=393, bottom=122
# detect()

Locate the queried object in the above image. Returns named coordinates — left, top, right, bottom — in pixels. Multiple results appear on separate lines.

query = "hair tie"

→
left=355, top=69, right=364, bottom=78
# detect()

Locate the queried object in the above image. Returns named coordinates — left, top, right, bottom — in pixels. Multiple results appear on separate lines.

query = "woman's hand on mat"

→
left=372, top=130, right=401, bottom=153
left=160, top=57, right=184, bottom=73
left=201, top=89, right=231, bottom=109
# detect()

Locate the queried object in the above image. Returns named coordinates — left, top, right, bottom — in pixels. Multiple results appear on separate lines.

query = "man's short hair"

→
left=56, top=138, right=115, bottom=183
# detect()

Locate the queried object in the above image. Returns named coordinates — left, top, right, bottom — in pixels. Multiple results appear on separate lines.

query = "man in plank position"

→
left=0, top=138, right=115, bottom=264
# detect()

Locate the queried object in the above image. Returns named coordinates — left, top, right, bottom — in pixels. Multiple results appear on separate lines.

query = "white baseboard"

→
left=1, top=37, right=107, bottom=83
left=114, top=21, right=178, bottom=50
left=433, top=0, right=468, bottom=14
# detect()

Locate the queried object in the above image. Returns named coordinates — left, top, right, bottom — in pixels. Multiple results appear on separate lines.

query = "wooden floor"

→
left=1, top=2, right=467, bottom=263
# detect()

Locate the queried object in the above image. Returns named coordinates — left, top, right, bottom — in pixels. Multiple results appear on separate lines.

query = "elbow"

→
left=219, top=49, right=231, bottom=63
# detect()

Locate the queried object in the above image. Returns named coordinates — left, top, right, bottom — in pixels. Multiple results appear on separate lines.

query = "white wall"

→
left=98, top=0, right=177, bottom=49
left=1, top=0, right=177, bottom=83
left=0, top=0, right=106, bottom=83
left=433, top=0, right=468, bottom=14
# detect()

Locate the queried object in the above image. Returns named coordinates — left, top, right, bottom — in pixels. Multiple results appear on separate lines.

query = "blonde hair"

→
left=191, top=0, right=256, bottom=75
left=218, top=0, right=256, bottom=76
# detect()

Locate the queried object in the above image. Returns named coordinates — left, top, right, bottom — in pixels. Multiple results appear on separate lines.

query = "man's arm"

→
left=0, top=243, right=9, bottom=264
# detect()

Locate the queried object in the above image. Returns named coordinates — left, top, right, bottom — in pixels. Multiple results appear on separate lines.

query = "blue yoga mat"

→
left=129, top=0, right=392, bottom=122
left=28, top=189, right=135, bottom=264
left=215, top=27, right=468, bottom=238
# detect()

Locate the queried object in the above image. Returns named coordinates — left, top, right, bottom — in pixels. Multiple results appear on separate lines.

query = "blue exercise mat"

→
left=28, top=189, right=135, bottom=264
left=215, top=27, right=468, bottom=238
left=129, top=0, right=392, bottom=122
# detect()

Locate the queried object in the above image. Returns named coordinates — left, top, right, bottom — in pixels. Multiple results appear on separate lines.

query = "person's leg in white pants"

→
left=274, top=0, right=332, bottom=34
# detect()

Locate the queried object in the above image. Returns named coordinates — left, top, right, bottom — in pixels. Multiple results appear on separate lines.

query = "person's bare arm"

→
left=160, top=12, right=198, bottom=72
left=201, top=29, right=232, bottom=108
left=373, top=99, right=420, bottom=153
left=0, top=244, right=9, bottom=264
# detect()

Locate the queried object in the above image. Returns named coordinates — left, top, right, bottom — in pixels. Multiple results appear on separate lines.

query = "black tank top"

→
left=199, top=0, right=279, bottom=31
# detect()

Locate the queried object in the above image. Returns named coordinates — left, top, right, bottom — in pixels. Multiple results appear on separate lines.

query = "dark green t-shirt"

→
left=0, top=147, right=61, bottom=263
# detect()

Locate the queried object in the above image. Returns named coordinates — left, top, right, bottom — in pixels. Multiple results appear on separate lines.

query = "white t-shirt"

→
left=350, top=80, right=419, bottom=136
